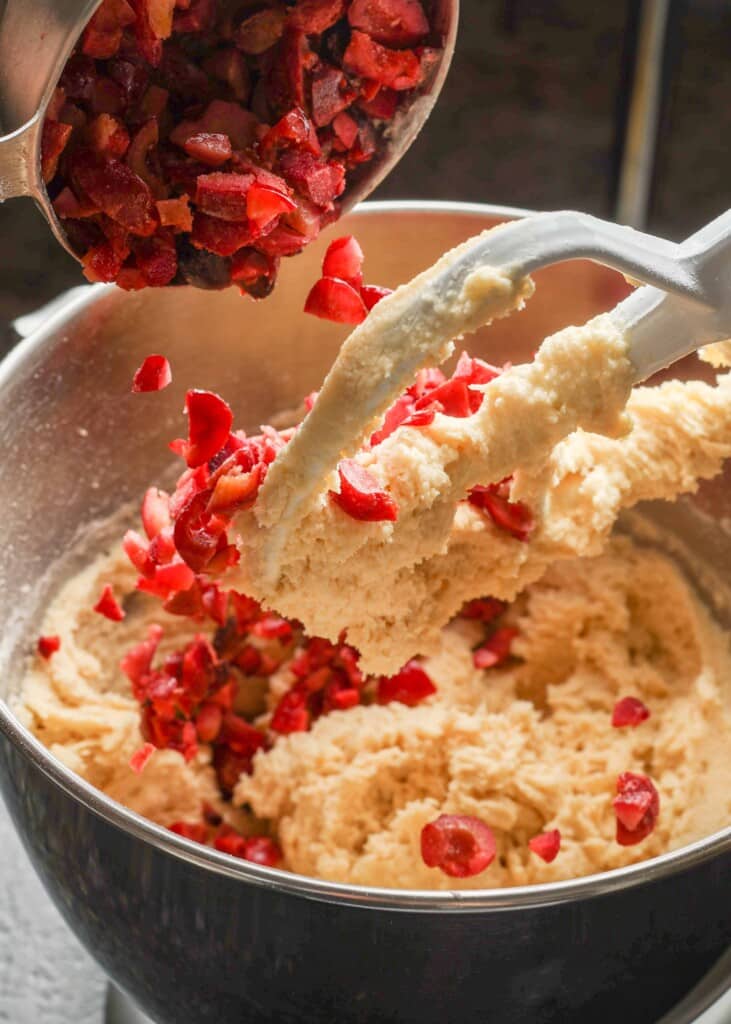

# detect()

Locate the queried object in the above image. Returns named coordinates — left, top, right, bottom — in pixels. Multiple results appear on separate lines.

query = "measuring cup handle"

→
left=0, top=116, right=38, bottom=203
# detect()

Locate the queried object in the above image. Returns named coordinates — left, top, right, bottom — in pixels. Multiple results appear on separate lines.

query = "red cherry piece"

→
left=182, top=389, right=234, bottom=468
left=473, top=627, right=518, bottom=670
left=528, top=829, right=561, bottom=863
left=244, top=836, right=283, bottom=867
left=322, top=235, right=364, bottom=288
left=348, top=0, right=429, bottom=47
left=81, top=0, right=136, bottom=59
left=611, top=696, right=651, bottom=728
left=183, top=132, right=232, bottom=167
left=134, top=231, right=178, bottom=287
left=169, top=821, right=208, bottom=844
left=195, top=701, right=224, bottom=743
left=278, top=149, right=345, bottom=206
left=343, top=30, right=423, bottom=90
left=332, top=111, right=360, bottom=149
left=271, top=690, right=310, bottom=734
left=172, top=491, right=224, bottom=572
left=452, top=351, right=502, bottom=387
left=123, top=529, right=154, bottom=576
left=214, top=828, right=249, bottom=858
left=460, top=597, right=506, bottom=622
left=360, top=284, right=393, bottom=310
left=415, top=378, right=473, bottom=418
left=70, top=150, right=156, bottom=234
left=468, top=484, right=535, bottom=542
left=120, top=624, right=163, bottom=686
left=329, top=458, right=398, bottom=522
left=93, top=583, right=125, bottom=621
left=196, top=172, right=254, bottom=222
left=190, top=213, right=258, bottom=257
left=260, top=107, right=321, bottom=158
left=38, top=635, right=61, bottom=659
left=141, top=487, right=171, bottom=538
left=421, top=814, right=497, bottom=878
left=136, top=559, right=196, bottom=598
left=246, top=182, right=297, bottom=227
left=377, top=660, right=436, bottom=706
left=132, top=354, right=172, bottom=393
left=305, top=276, right=368, bottom=324
left=358, top=87, right=399, bottom=120
left=129, top=742, right=156, bottom=773
left=310, top=65, right=357, bottom=127
left=81, top=242, right=125, bottom=284
left=613, top=772, right=660, bottom=846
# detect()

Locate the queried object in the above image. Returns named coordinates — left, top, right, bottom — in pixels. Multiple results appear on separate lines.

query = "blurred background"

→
left=1, top=0, right=730, bottom=324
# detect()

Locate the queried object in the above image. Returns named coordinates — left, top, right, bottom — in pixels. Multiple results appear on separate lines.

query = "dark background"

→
left=1, top=0, right=729, bottom=324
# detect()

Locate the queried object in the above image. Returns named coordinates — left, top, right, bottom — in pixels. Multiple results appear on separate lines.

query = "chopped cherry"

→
left=468, top=482, right=535, bottom=542
left=37, top=635, right=61, bottom=659
left=473, top=627, right=518, bottom=670
left=344, top=30, right=423, bottom=90
left=246, top=182, right=297, bottom=227
left=377, top=660, right=436, bottom=706
left=348, top=0, right=429, bottom=47
left=195, top=701, right=224, bottom=743
left=169, top=820, right=208, bottom=843
left=214, top=827, right=249, bottom=858
left=322, top=235, right=364, bottom=288
left=305, top=276, right=368, bottom=323
left=243, top=836, right=283, bottom=867
left=183, top=131, right=232, bottom=167
left=179, top=389, right=233, bottom=468
left=421, top=814, right=497, bottom=878
left=94, top=583, right=126, bottom=621
left=528, top=829, right=561, bottom=863
left=270, top=690, right=310, bottom=734
left=460, top=597, right=506, bottom=622
left=611, top=697, right=651, bottom=728
left=613, top=772, right=660, bottom=846
left=329, top=458, right=398, bottom=521
left=360, top=284, right=392, bottom=310
left=120, top=624, right=163, bottom=686
left=132, top=353, right=172, bottom=392
left=141, top=487, right=171, bottom=538
left=129, top=742, right=156, bottom=773
left=195, top=172, right=254, bottom=221
left=414, top=378, right=473, bottom=418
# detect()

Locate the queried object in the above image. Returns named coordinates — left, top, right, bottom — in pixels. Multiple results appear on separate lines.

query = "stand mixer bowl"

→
left=0, top=201, right=728, bottom=1024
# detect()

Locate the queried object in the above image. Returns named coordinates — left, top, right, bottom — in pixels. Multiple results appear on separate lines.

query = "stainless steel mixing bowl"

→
left=0, top=201, right=728, bottom=1024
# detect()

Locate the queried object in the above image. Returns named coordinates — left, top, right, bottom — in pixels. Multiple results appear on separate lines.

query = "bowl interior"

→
left=1, top=200, right=730, bottom=889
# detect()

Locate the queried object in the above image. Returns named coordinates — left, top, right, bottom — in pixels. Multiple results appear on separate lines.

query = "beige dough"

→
left=18, top=537, right=731, bottom=889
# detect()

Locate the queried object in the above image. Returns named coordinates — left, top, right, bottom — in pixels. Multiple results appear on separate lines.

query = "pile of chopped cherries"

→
left=35, top=236, right=661, bottom=874
left=41, top=0, right=441, bottom=295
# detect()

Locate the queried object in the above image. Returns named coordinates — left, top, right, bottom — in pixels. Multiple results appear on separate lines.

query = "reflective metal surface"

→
left=0, top=202, right=728, bottom=1023
left=0, top=0, right=458, bottom=265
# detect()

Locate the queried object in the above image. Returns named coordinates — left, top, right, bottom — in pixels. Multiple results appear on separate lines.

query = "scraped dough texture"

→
left=233, top=320, right=731, bottom=675
left=19, top=538, right=731, bottom=889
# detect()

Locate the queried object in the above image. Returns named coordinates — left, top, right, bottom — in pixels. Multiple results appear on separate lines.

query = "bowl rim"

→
left=1, top=198, right=729, bottom=914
